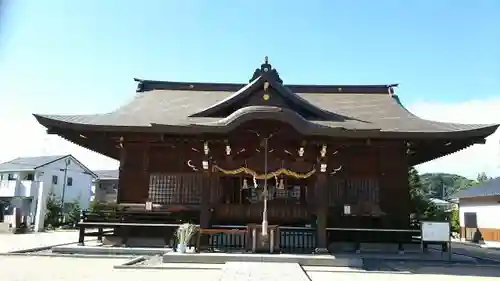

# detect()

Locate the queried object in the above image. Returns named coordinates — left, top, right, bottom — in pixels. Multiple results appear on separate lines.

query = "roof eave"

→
left=34, top=114, right=499, bottom=140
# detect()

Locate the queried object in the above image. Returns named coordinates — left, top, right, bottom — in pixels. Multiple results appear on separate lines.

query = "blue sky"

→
left=1, top=1, right=500, bottom=178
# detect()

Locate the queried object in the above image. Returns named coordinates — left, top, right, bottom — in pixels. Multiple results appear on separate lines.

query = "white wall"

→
left=37, top=156, right=93, bottom=211
left=459, top=197, right=500, bottom=229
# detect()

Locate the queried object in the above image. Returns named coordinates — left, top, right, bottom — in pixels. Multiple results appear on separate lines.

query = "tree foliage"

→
left=44, top=193, right=62, bottom=228
left=409, top=167, right=447, bottom=227
left=64, top=201, right=81, bottom=226
left=419, top=171, right=491, bottom=199
left=420, top=173, right=475, bottom=199
left=476, top=172, right=491, bottom=183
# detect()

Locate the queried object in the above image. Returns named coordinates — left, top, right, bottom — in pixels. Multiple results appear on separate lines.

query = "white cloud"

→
left=0, top=96, right=498, bottom=180
left=408, top=98, right=500, bottom=179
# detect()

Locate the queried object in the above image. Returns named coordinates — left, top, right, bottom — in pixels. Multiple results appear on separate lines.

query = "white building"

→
left=91, top=170, right=119, bottom=203
left=0, top=155, right=96, bottom=224
left=453, top=177, right=500, bottom=247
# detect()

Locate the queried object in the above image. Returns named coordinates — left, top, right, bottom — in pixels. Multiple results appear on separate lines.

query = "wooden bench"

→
left=196, top=228, right=247, bottom=252
left=77, top=210, right=183, bottom=246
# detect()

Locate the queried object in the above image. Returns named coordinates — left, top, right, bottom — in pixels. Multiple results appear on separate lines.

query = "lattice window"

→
left=182, top=175, right=202, bottom=204
left=328, top=178, right=380, bottom=205
left=148, top=174, right=201, bottom=204
left=327, top=177, right=382, bottom=216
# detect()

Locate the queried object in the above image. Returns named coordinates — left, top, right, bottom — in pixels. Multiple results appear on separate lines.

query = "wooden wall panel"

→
left=339, top=145, right=379, bottom=177
left=378, top=141, right=409, bottom=228
left=460, top=227, right=500, bottom=242
left=117, top=144, right=149, bottom=203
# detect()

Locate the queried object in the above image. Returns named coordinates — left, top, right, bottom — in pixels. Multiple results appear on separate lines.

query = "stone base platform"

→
left=162, top=252, right=363, bottom=267
left=52, top=245, right=172, bottom=256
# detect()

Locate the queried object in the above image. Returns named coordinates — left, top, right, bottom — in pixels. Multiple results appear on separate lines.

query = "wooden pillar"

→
left=116, top=141, right=127, bottom=203
left=315, top=173, right=328, bottom=253
left=200, top=145, right=212, bottom=229
left=143, top=144, right=150, bottom=202
left=200, top=171, right=212, bottom=228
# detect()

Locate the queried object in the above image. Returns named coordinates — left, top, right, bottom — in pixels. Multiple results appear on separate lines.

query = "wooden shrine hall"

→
left=34, top=57, right=498, bottom=252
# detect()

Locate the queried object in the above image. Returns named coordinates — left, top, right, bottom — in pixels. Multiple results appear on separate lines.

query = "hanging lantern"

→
left=203, top=142, right=209, bottom=155
left=320, top=163, right=327, bottom=173
left=242, top=179, right=248, bottom=189
left=202, top=160, right=209, bottom=170
left=225, top=145, right=231, bottom=155
left=278, top=178, right=285, bottom=190
left=298, top=147, right=304, bottom=157
left=320, top=145, right=327, bottom=158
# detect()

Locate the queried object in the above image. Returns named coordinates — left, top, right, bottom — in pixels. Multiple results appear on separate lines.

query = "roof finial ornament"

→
left=249, top=57, right=283, bottom=84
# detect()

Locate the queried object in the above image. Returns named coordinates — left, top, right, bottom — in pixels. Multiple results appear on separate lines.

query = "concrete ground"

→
left=0, top=230, right=88, bottom=253
left=1, top=256, right=499, bottom=281
left=450, top=242, right=500, bottom=262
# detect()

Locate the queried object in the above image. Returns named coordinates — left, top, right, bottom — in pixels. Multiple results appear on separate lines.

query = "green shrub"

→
left=450, top=209, right=460, bottom=233
left=45, top=193, right=62, bottom=228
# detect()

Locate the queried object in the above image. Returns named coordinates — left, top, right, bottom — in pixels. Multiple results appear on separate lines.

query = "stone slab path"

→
left=218, top=262, right=310, bottom=281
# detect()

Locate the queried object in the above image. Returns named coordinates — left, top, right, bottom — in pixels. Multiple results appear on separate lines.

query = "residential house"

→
left=91, top=170, right=119, bottom=203
left=0, top=155, right=96, bottom=224
left=453, top=177, right=500, bottom=246
left=430, top=198, right=457, bottom=212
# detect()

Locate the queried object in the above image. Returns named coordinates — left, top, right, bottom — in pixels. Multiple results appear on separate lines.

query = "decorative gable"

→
left=190, top=57, right=332, bottom=120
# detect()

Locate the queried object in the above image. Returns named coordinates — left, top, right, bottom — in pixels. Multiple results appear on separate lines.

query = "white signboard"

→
left=421, top=221, right=450, bottom=242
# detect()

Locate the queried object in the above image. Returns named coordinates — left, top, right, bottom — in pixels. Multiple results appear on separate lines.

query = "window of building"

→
left=67, top=177, right=73, bottom=187
left=7, top=173, right=17, bottom=181
left=148, top=174, right=201, bottom=204
left=25, top=173, right=34, bottom=181
left=52, top=175, right=58, bottom=185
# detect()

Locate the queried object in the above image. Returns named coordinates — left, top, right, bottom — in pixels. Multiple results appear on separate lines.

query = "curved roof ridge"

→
left=189, top=74, right=340, bottom=120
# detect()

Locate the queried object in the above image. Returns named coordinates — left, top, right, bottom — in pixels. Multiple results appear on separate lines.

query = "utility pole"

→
left=60, top=158, right=71, bottom=219
left=441, top=178, right=446, bottom=200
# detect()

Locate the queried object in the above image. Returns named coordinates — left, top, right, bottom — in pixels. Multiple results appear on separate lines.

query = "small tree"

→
left=64, top=201, right=81, bottom=227
left=89, top=200, right=106, bottom=213
left=450, top=208, right=460, bottom=233
left=45, top=193, right=62, bottom=228
left=476, top=172, right=490, bottom=183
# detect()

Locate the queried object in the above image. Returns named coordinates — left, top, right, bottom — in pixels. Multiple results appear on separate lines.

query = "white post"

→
left=261, top=137, right=269, bottom=237
left=11, top=207, right=20, bottom=230
left=34, top=182, right=48, bottom=232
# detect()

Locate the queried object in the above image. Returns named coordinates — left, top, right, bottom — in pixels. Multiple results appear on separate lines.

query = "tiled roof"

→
left=93, top=170, right=119, bottom=180
left=0, top=155, right=68, bottom=172
left=453, top=177, right=500, bottom=198
left=33, top=88, right=498, bottom=137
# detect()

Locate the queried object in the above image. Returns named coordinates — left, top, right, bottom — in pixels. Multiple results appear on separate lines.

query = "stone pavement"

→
left=1, top=256, right=499, bottom=281
left=450, top=242, right=500, bottom=262
left=0, top=230, right=91, bottom=253
left=0, top=256, right=220, bottom=281
left=218, top=262, right=309, bottom=281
